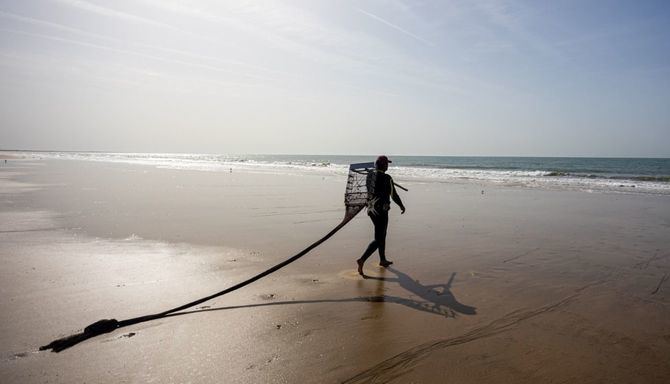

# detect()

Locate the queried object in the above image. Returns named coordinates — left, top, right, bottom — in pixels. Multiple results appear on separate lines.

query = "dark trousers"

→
left=359, top=212, right=389, bottom=263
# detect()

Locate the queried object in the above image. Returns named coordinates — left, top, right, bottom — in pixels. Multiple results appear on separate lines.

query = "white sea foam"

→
left=32, top=152, right=670, bottom=195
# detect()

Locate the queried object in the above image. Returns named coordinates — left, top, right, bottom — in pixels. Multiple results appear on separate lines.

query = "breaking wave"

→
left=30, top=152, right=670, bottom=195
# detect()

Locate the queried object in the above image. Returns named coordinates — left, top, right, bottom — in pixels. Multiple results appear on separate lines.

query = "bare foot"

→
left=357, top=259, right=364, bottom=276
left=379, top=260, right=393, bottom=268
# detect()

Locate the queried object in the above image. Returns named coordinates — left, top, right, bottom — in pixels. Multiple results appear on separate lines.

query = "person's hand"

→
left=401, top=206, right=406, bottom=214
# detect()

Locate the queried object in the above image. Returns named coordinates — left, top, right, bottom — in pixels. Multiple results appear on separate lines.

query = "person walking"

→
left=357, top=155, right=405, bottom=276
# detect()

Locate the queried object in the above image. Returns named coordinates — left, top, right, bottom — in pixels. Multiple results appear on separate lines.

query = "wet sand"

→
left=1, top=158, right=669, bottom=383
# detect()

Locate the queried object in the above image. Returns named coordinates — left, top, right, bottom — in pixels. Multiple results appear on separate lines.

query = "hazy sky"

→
left=1, top=0, right=668, bottom=156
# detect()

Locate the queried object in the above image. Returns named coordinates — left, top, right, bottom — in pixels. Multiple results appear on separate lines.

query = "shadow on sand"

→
left=40, top=267, right=476, bottom=352
left=358, top=267, right=477, bottom=317
left=167, top=267, right=476, bottom=320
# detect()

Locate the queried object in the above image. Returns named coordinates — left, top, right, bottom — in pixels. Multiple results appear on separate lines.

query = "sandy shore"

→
left=1, top=158, right=669, bottom=383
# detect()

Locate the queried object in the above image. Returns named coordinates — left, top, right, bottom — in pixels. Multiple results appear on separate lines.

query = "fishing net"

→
left=344, top=162, right=375, bottom=218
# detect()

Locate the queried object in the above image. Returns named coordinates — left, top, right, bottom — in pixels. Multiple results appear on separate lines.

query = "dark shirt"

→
left=366, top=170, right=404, bottom=216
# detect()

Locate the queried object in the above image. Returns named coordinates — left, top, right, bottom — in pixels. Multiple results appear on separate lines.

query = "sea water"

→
left=33, top=152, right=670, bottom=195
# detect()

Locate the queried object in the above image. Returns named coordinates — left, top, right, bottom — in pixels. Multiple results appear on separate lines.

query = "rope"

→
left=40, top=213, right=358, bottom=352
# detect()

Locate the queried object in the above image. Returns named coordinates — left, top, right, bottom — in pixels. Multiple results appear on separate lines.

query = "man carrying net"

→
left=42, top=157, right=406, bottom=352
left=357, top=155, right=406, bottom=276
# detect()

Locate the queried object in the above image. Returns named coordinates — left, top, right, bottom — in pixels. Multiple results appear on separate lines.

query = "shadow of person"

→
left=362, top=267, right=477, bottom=317
left=168, top=268, right=476, bottom=320
left=40, top=268, right=476, bottom=352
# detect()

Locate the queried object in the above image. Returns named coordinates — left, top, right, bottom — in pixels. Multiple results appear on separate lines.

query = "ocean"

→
left=26, top=152, right=670, bottom=195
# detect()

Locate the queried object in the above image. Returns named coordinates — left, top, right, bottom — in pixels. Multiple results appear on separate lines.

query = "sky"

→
left=0, top=0, right=669, bottom=157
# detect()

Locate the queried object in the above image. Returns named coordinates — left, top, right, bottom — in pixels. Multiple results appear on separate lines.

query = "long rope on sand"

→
left=40, top=214, right=357, bottom=352
left=40, top=162, right=381, bottom=352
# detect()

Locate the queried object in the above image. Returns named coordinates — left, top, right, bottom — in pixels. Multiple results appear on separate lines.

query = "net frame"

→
left=344, top=161, right=375, bottom=218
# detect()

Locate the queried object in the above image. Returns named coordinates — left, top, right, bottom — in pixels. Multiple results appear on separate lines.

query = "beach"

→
left=1, top=156, right=669, bottom=383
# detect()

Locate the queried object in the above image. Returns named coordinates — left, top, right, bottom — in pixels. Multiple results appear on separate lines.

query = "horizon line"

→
left=1, top=149, right=669, bottom=159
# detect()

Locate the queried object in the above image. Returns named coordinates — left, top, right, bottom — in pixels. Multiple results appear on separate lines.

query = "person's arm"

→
left=390, top=177, right=406, bottom=214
